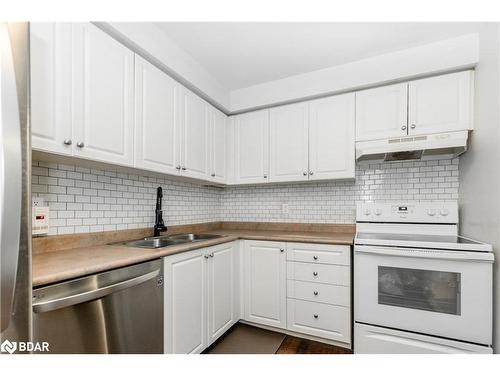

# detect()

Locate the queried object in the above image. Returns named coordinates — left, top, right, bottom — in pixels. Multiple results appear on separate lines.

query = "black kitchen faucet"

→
left=153, top=187, right=167, bottom=237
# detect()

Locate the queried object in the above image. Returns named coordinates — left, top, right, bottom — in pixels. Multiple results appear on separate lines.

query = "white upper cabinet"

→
left=244, top=240, right=287, bottom=329
left=179, top=88, right=209, bottom=180
left=208, top=107, right=227, bottom=184
left=355, top=83, right=408, bottom=141
left=30, top=23, right=72, bottom=155
left=309, top=94, right=355, bottom=180
left=71, top=23, right=135, bottom=166
left=134, top=55, right=179, bottom=175
left=408, top=71, right=474, bottom=135
left=233, top=110, right=270, bottom=184
left=269, top=103, right=309, bottom=182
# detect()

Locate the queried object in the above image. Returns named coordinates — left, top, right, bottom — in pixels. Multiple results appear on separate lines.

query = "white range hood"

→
left=356, top=130, right=469, bottom=162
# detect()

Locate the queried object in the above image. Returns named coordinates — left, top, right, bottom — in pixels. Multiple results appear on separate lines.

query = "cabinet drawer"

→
left=287, top=262, right=350, bottom=286
left=286, top=243, right=350, bottom=265
left=287, top=299, right=351, bottom=343
left=287, top=280, right=350, bottom=307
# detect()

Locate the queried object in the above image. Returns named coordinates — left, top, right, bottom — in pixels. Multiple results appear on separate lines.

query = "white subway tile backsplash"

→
left=32, top=158, right=459, bottom=235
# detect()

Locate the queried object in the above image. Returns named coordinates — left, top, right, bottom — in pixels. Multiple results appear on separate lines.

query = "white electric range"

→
left=354, top=202, right=494, bottom=354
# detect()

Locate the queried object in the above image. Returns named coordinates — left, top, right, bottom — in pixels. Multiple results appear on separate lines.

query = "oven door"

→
left=354, top=245, right=493, bottom=345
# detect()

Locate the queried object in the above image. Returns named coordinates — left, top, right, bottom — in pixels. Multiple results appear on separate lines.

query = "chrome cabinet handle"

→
left=280, top=248, right=284, bottom=253
left=313, top=256, right=318, bottom=260
left=313, top=272, right=318, bottom=276
left=410, top=124, right=416, bottom=129
left=176, top=165, right=181, bottom=170
left=263, top=174, right=267, bottom=179
left=181, top=166, right=186, bottom=171
left=204, top=255, right=209, bottom=259
left=209, top=253, right=214, bottom=258
left=401, top=125, right=407, bottom=131
left=211, top=173, right=216, bottom=177
left=63, top=139, right=72, bottom=146
left=313, top=314, right=319, bottom=319
left=313, top=291, right=319, bottom=296
left=309, top=170, right=314, bottom=176
left=76, top=141, right=84, bottom=148
left=303, top=171, right=307, bottom=176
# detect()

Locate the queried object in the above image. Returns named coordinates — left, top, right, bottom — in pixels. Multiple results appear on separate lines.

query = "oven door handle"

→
left=33, top=269, right=160, bottom=313
left=354, top=245, right=494, bottom=262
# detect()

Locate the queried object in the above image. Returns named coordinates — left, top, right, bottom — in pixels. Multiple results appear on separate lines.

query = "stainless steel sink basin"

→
left=123, top=238, right=183, bottom=249
left=122, top=233, right=223, bottom=249
left=167, top=233, right=222, bottom=242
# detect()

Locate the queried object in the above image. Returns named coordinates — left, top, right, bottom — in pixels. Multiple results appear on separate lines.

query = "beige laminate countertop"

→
left=32, top=229, right=354, bottom=287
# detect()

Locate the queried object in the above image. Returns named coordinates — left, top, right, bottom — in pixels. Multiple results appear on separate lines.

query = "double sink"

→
left=123, top=233, right=223, bottom=249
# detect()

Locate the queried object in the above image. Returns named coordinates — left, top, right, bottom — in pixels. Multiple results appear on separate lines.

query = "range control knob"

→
left=427, top=209, right=437, bottom=216
left=440, top=209, right=449, bottom=216
left=374, top=209, right=382, bottom=216
left=364, top=209, right=371, bottom=216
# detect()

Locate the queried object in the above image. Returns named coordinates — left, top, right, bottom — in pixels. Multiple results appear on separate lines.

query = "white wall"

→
left=458, top=23, right=500, bottom=352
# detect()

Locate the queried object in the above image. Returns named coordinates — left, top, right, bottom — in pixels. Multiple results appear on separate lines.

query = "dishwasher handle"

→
left=33, top=269, right=160, bottom=313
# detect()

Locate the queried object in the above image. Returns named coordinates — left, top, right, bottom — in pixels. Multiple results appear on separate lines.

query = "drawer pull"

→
left=313, top=272, right=318, bottom=276
left=313, top=256, right=318, bottom=260
left=313, top=291, right=319, bottom=296
left=280, top=248, right=285, bottom=253
left=313, top=314, right=319, bottom=319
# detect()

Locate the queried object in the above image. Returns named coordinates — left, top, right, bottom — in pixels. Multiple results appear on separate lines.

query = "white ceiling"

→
left=155, top=22, right=482, bottom=90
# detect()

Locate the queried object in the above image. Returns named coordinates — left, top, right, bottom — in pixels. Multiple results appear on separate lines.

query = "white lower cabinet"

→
left=243, top=240, right=287, bottom=329
left=164, top=241, right=237, bottom=354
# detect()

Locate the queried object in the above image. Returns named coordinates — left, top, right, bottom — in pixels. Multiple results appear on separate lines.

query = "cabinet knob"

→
left=410, top=124, right=416, bottom=129
left=176, top=165, right=181, bottom=170
left=313, top=272, right=318, bottom=276
left=313, top=291, right=319, bottom=296
left=313, top=314, right=319, bottom=319
left=303, top=171, right=307, bottom=176
left=209, top=253, right=214, bottom=258
left=181, top=166, right=186, bottom=171
left=280, top=248, right=284, bottom=253
left=313, top=256, right=318, bottom=260
left=211, top=173, right=216, bottom=177
left=309, top=170, right=314, bottom=176
left=263, top=174, right=267, bottom=179
left=204, top=255, right=209, bottom=259
left=401, top=125, right=407, bottom=131
left=63, top=139, right=72, bottom=146
left=76, top=141, right=84, bottom=148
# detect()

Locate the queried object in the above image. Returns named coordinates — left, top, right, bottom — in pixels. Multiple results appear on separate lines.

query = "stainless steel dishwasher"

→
left=32, top=259, right=164, bottom=354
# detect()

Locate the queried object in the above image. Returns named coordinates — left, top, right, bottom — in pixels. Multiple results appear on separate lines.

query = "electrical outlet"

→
left=281, top=203, right=289, bottom=215
left=32, top=197, right=44, bottom=207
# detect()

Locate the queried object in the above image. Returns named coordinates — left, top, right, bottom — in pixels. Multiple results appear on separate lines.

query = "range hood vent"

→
left=356, top=131, right=469, bottom=162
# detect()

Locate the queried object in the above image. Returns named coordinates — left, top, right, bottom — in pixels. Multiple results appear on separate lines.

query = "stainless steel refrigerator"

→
left=0, top=22, right=31, bottom=352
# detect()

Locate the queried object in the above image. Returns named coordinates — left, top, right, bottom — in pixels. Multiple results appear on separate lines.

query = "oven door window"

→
left=378, top=266, right=461, bottom=315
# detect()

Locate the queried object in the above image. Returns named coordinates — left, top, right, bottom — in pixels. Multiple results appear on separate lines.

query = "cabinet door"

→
left=244, top=241, right=286, bottom=329
left=209, top=107, right=227, bottom=184
left=180, top=89, right=209, bottom=180
left=233, top=110, right=269, bottom=184
left=164, top=249, right=207, bottom=354
left=30, top=23, right=73, bottom=155
left=408, top=71, right=474, bottom=135
left=72, top=23, right=134, bottom=166
left=355, top=83, right=408, bottom=141
left=309, top=94, right=355, bottom=180
left=207, top=242, right=236, bottom=344
left=134, top=55, right=179, bottom=174
left=269, top=103, right=309, bottom=182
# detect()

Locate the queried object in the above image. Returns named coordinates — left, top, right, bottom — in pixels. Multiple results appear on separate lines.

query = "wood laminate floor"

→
left=204, top=323, right=352, bottom=354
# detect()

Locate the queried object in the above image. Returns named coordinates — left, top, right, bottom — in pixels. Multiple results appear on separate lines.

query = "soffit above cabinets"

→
left=102, top=22, right=482, bottom=114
